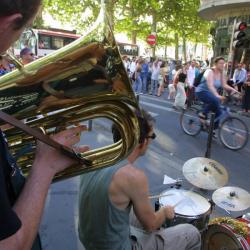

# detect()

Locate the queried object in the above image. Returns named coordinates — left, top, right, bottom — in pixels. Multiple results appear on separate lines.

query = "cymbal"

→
left=183, top=157, right=228, bottom=190
left=212, top=186, right=250, bottom=211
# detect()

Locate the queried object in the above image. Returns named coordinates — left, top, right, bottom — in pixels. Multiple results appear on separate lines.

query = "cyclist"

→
left=195, top=56, right=238, bottom=130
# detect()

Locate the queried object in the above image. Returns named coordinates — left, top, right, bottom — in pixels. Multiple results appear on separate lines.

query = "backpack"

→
left=193, top=70, right=206, bottom=87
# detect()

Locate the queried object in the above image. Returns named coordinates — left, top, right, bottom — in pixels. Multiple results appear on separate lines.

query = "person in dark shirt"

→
left=0, top=1, right=89, bottom=249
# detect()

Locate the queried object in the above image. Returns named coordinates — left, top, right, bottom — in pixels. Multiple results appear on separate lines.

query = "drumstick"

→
left=149, top=193, right=174, bottom=199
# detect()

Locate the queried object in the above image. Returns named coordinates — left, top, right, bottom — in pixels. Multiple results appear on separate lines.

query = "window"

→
left=52, top=37, right=64, bottom=50
left=38, top=35, right=51, bottom=49
left=64, top=37, right=75, bottom=46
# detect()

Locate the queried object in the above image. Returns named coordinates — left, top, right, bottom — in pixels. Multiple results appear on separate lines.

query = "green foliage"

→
left=42, top=0, right=211, bottom=48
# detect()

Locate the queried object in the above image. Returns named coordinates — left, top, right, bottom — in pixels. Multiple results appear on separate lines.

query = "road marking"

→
left=140, top=94, right=174, bottom=105
left=140, top=101, right=180, bottom=114
left=148, top=111, right=159, bottom=117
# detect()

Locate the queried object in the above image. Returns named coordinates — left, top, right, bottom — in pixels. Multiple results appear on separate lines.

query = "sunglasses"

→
left=146, top=133, right=156, bottom=140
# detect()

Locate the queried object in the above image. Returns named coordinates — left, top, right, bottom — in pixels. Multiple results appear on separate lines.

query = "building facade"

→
left=198, top=0, right=250, bottom=64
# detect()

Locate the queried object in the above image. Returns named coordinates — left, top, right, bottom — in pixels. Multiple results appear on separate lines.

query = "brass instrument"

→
left=0, top=7, right=141, bottom=181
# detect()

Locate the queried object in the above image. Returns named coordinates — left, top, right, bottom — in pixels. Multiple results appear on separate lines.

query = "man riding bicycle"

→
left=195, top=56, right=238, bottom=130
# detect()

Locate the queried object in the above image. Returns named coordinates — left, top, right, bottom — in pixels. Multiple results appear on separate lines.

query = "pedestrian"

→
left=150, top=59, right=161, bottom=96
left=0, top=2, right=89, bottom=249
left=133, top=59, right=143, bottom=94
left=173, top=64, right=188, bottom=109
left=141, top=59, right=149, bottom=94
left=20, top=47, right=35, bottom=65
left=233, top=63, right=248, bottom=93
left=242, top=64, right=250, bottom=114
left=157, top=61, right=168, bottom=97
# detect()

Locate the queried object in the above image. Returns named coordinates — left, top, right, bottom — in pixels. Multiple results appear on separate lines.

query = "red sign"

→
left=146, top=34, right=156, bottom=45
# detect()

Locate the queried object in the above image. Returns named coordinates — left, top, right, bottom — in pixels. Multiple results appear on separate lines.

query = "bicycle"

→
left=180, top=96, right=249, bottom=151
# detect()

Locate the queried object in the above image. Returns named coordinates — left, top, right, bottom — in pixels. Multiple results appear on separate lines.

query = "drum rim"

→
left=159, top=188, right=211, bottom=216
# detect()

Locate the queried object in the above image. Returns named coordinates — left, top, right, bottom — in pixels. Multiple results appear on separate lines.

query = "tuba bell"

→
left=0, top=6, right=141, bottom=181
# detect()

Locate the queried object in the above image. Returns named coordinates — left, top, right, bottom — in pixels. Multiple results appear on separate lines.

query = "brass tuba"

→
left=0, top=6, right=141, bottom=181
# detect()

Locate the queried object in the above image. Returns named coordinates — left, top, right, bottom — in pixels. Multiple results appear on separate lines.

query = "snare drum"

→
left=159, top=189, right=211, bottom=232
left=202, top=221, right=250, bottom=250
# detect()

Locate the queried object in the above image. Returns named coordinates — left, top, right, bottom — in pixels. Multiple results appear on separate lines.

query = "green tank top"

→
left=78, top=160, right=131, bottom=250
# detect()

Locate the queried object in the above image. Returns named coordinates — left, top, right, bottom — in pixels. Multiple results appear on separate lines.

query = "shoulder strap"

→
left=0, top=111, right=91, bottom=166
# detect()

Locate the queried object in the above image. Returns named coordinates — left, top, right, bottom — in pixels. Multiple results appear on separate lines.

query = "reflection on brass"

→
left=0, top=10, right=141, bottom=181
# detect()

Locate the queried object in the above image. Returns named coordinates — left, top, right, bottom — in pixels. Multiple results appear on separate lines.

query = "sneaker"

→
left=212, top=131, right=218, bottom=139
left=198, top=112, right=207, bottom=120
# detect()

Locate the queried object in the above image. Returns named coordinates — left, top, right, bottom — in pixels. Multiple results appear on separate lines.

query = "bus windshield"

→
left=14, top=29, right=37, bottom=57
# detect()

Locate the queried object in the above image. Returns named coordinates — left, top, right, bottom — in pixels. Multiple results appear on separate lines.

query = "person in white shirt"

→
left=187, top=60, right=196, bottom=107
left=129, top=56, right=137, bottom=80
left=233, top=63, right=248, bottom=92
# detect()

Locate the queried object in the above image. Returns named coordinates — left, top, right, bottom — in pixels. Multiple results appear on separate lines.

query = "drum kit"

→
left=157, top=157, right=250, bottom=250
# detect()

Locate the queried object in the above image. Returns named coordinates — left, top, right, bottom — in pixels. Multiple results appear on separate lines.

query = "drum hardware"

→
left=183, top=157, right=228, bottom=190
left=212, top=186, right=250, bottom=212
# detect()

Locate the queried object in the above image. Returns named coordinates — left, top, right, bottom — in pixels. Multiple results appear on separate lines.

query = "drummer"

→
left=78, top=110, right=201, bottom=250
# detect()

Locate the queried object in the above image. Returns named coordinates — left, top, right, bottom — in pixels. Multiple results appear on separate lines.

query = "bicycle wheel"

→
left=219, top=116, right=249, bottom=150
left=180, top=108, right=202, bottom=136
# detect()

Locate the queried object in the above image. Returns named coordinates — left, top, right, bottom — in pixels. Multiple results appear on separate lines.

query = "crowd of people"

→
left=122, top=56, right=250, bottom=114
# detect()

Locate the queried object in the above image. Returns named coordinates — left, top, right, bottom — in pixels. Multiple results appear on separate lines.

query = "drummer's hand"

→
left=163, top=206, right=175, bottom=220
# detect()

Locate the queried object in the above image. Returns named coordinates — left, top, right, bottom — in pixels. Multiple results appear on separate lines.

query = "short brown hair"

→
left=0, top=0, right=41, bottom=29
left=112, top=109, right=155, bottom=144
left=214, top=56, right=225, bottom=64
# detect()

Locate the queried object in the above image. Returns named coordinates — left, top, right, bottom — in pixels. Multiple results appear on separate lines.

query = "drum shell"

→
left=164, top=209, right=211, bottom=232
left=202, top=223, right=250, bottom=250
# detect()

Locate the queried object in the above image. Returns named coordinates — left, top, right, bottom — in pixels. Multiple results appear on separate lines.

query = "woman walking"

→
left=173, top=63, right=188, bottom=109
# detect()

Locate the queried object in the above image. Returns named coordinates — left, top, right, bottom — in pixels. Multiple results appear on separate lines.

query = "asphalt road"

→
left=40, top=92, right=250, bottom=250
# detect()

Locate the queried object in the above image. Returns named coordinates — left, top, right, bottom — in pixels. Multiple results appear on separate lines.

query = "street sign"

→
left=146, top=34, right=156, bottom=45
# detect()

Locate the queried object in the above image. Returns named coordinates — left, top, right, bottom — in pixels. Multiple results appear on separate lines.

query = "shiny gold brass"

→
left=0, top=9, right=141, bottom=181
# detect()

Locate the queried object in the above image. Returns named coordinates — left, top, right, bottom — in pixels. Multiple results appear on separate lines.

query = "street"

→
left=40, top=92, right=250, bottom=250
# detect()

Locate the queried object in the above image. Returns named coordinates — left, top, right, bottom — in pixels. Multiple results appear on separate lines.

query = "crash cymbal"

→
left=212, top=186, right=250, bottom=211
left=183, top=157, right=228, bottom=190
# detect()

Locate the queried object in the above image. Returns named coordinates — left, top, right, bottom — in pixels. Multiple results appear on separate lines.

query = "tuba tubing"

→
left=0, top=6, right=141, bottom=181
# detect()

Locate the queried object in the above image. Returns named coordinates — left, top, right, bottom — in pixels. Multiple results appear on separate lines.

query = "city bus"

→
left=13, top=28, right=139, bottom=58
left=13, top=28, right=81, bottom=57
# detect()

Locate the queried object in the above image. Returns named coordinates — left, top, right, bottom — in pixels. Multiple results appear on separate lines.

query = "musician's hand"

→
left=34, top=125, right=90, bottom=176
left=163, top=206, right=175, bottom=220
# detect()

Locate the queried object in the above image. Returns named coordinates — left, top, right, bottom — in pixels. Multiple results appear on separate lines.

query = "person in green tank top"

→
left=78, top=110, right=201, bottom=250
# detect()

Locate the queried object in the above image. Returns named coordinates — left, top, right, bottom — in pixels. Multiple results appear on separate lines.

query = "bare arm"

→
left=0, top=126, right=89, bottom=250
left=127, top=169, right=174, bottom=232
left=173, top=69, right=181, bottom=88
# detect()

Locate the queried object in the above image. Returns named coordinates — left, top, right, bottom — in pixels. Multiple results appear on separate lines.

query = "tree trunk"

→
left=164, top=46, right=167, bottom=58
left=174, top=33, right=179, bottom=61
left=194, top=39, right=198, bottom=59
left=129, top=0, right=137, bottom=44
left=152, top=11, right=157, bottom=58
left=182, top=36, right=187, bottom=62
left=105, top=0, right=114, bottom=30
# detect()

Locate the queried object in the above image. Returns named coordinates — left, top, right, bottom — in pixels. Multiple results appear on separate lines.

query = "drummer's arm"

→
left=128, top=170, right=174, bottom=232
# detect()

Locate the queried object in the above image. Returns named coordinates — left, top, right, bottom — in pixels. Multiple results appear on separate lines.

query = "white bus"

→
left=13, top=28, right=80, bottom=58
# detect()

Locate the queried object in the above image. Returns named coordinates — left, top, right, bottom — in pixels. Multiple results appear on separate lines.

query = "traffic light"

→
left=233, top=21, right=248, bottom=48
